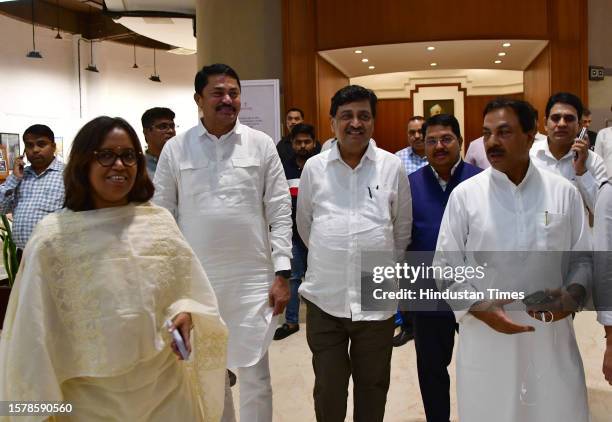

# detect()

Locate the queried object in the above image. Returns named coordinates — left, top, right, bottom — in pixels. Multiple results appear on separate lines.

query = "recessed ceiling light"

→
left=361, top=58, right=369, bottom=63
left=502, top=42, right=511, bottom=48
left=430, top=62, right=437, bottom=67
left=494, top=60, right=502, bottom=64
left=354, top=50, right=363, bottom=54
left=498, top=52, right=506, bottom=56
left=427, top=46, right=435, bottom=51
left=368, top=65, right=375, bottom=69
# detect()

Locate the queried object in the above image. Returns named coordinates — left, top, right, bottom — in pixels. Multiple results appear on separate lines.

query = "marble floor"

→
left=231, top=311, right=612, bottom=422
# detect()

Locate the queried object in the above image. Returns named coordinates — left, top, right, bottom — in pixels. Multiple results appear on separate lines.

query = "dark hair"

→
left=23, top=124, right=54, bottom=142
left=194, top=63, right=241, bottom=94
left=483, top=98, right=536, bottom=133
left=141, top=107, right=175, bottom=129
left=330, top=85, right=377, bottom=118
left=408, top=115, right=424, bottom=124
left=64, top=116, right=154, bottom=211
left=583, top=108, right=591, bottom=116
left=422, top=114, right=462, bottom=139
left=290, top=123, right=315, bottom=141
left=545, top=92, right=584, bottom=120
left=286, top=108, right=304, bottom=119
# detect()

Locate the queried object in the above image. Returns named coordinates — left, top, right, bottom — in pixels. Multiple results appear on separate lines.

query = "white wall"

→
left=0, top=13, right=198, bottom=158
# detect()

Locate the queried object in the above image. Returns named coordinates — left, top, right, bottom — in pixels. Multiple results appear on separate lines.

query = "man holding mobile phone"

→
left=530, top=92, right=607, bottom=213
left=0, top=124, right=64, bottom=255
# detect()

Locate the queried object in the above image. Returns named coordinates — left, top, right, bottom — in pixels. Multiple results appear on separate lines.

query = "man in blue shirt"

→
left=141, top=107, right=176, bottom=179
left=0, top=124, right=64, bottom=252
left=408, top=114, right=481, bottom=422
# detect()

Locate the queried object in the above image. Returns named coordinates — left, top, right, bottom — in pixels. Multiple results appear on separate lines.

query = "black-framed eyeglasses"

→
left=151, top=122, right=176, bottom=131
left=93, top=149, right=141, bottom=167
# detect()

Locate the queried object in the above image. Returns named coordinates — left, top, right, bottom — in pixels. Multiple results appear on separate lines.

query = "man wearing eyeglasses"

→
left=407, top=114, right=481, bottom=422
left=529, top=92, right=607, bottom=212
left=0, top=124, right=64, bottom=258
left=141, top=107, right=176, bottom=178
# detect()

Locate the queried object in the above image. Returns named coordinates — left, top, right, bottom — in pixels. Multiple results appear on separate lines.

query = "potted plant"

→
left=0, top=214, right=18, bottom=328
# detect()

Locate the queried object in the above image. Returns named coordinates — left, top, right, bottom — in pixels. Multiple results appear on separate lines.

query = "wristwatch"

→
left=275, top=270, right=291, bottom=279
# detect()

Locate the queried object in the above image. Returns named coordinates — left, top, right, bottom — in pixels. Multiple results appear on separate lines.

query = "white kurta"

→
left=594, top=182, right=612, bottom=326
left=434, top=163, right=591, bottom=422
left=154, top=119, right=293, bottom=368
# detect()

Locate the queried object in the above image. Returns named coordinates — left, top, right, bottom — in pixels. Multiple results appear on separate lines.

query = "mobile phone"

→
left=522, top=290, right=556, bottom=307
left=574, top=127, right=588, bottom=160
left=164, top=319, right=190, bottom=360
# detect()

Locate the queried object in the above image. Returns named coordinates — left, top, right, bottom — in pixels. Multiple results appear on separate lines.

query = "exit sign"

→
left=590, top=66, right=605, bottom=81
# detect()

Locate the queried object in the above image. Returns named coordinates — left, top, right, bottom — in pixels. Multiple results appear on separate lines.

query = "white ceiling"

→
left=104, top=0, right=195, bottom=14
left=319, top=39, right=549, bottom=77
left=114, top=16, right=196, bottom=51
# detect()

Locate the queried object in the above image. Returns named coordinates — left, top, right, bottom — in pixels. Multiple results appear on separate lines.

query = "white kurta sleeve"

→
left=575, top=152, right=608, bottom=212
left=296, top=161, right=314, bottom=248
left=565, top=185, right=593, bottom=295
left=392, top=163, right=412, bottom=252
left=594, top=182, right=612, bottom=326
left=153, top=145, right=179, bottom=219
left=433, top=188, right=480, bottom=321
left=262, top=140, right=292, bottom=272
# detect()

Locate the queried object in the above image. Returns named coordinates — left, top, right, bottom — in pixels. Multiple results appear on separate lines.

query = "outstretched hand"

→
left=470, top=299, right=535, bottom=334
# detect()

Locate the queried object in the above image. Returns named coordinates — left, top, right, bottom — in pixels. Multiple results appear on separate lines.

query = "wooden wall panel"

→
left=373, top=99, right=414, bottom=153
left=464, top=93, right=524, bottom=149
left=282, top=0, right=317, bottom=136
left=316, top=56, right=350, bottom=142
left=524, top=46, right=551, bottom=132
left=315, top=0, right=548, bottom=51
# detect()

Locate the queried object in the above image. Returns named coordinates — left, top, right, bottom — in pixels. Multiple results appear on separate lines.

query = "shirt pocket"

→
left=39, top=187, right=64, bottom=212
left=226, top=157, right=261, bottom=201
left=179, top=160, right=212, bottom=194
left=536, top=211, right=570, bottom=250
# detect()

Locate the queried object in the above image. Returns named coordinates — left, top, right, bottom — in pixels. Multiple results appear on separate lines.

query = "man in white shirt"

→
left=297, top=85, right=412, bottom=422
left=530, top=92, right=607, bottom=212
left=593, top=182, right=612, bottom=385
left=153, top=63, right=293, bottom=422
left=594, top=126, right=612, bottom=177
left=435, top=98, right=591, bottom=422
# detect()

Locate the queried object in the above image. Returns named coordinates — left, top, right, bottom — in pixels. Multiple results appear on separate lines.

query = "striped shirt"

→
left=0, top=158, right=65, bottom=248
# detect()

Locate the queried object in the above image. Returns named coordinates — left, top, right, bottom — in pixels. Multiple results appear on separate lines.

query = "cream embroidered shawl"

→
left=0, top=203, right=228, bottom=421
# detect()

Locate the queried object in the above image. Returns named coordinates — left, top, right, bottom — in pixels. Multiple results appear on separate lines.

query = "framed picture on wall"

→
left=0, top=133, right=20, bottom=171
left=423, top=99, right=455, bottom=119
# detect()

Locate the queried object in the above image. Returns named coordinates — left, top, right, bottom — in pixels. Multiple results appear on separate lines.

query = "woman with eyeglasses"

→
left=0, top=116, right=227, bottom=421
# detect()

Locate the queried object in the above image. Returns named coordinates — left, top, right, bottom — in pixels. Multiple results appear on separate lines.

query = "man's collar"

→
left=408, top=147, right=426, bottom=160
left=145, top=151, right=158, bottom=163
left=25, top=157, right=63, bottom=176
left=535, top=138, right=572, bottom=161
left=490, top=159, right=536, bottom=189
left=429, top=158, right=462, bottom=182
left=328, top=139, right=378, bottom=163
left=197, top=118, right=243, bottom=139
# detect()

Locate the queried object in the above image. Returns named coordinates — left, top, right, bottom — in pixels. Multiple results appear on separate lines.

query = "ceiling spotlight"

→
left=494, top=60, right=502, bottom=64
left=430, top=62, right=437, bottom=67
left=502, top=42, right=511, bottom=47
left=498, top=52, right=506, bottom=56
left=368, top=65, right=375, bottom=69
left=354, top=49, right=363, bottom=54
left=26, top=0, right=42, bottom=58
left=361, top=58, right=369, bottom=63
left=149, top=48, right=161, bottom=82
left=427, top=46, right=435, bottom=51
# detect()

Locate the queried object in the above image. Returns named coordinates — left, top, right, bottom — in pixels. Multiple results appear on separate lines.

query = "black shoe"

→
left=227, top=369, right=237, bottom=387
left=273, top=323, right=299, bottom=340
left=392, top=328, right=414, bottom=347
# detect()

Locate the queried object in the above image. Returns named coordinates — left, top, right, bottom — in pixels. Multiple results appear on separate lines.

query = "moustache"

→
left=216, top=105, right=236, bottom=112
left=487, top=147, right=505, bottom=155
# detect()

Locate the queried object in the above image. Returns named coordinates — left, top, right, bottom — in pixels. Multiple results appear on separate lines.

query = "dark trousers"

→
left=413, top=314, right=457, bottom=422
left=305, top=299, right=395, bottom=422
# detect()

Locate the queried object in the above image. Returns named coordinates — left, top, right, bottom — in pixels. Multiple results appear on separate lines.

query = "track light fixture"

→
left=54, top=0, right=62, bottom=39
left=132, top=41, right=139, bottom=68
left=149, top=48, right=161, bottom=82
left=85, top=40, right=99, bottom=73
left=26, top=0, right=42, bottom=58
